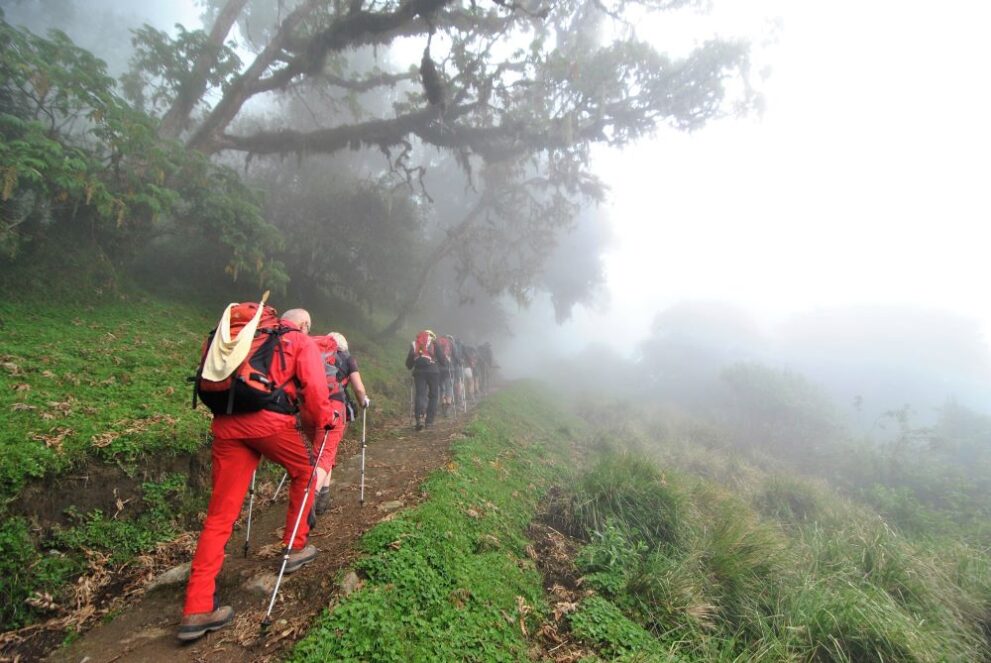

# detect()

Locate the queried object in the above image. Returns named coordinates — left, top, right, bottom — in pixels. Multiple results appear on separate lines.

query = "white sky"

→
left=555, top=0, right=991, bottom=352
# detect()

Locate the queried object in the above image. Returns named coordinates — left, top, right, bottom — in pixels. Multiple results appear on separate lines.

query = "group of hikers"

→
left=177, top=297, right=492, bottom=643
left=405, top=330, right=494, bottom=430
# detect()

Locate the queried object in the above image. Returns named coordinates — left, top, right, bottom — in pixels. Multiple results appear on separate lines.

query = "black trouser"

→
left=414, top=370, right=439, bottom=424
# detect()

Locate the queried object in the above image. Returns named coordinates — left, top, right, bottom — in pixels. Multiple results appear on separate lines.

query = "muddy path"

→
left=38, top=406, right=471, bottom=663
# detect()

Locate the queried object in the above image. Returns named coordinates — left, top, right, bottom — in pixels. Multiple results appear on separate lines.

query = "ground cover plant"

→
left=0, top=295, right=215, bottom=628
left=549, top=437, right=991, bottom=661
left=290, top=385, right=583, bottom=662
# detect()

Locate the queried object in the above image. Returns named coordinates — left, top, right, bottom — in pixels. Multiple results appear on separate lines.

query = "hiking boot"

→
left=177, top=605, right=234, bottom=642
left=415, top=420, right=424, bottom=432
left=314, top=487, right=332, bottom=515
left=282, top=544, right=317, bottom=574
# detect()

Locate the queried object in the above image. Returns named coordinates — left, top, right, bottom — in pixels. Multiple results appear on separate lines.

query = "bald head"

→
left=282, top=308, right=312, bottom=334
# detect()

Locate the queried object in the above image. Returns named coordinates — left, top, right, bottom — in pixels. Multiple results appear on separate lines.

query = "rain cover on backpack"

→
left=413, top=330, right=435, bottom=363
left=193, top=302, right=297, bottom=415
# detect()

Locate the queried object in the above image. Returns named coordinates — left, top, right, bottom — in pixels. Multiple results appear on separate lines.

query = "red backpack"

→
left=314, top=335, right=347, bottom=401
left=435, top=335, right=453, bottom=363
left=413, top=330, right=435, bottom=363
left=193, top=303, right=297, bottom=416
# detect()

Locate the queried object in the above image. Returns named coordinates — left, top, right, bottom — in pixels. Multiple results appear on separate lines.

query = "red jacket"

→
left=210, top=324, right=334, bottom=439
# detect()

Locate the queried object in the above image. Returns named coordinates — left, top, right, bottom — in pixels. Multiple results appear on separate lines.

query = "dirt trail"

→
left=43, top=407, right=470, bottom=663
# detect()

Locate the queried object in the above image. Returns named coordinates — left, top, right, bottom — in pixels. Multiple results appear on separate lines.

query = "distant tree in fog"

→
left=636, top=302, right=764, bottom=403
left=538, top=205, right=611, bottom=323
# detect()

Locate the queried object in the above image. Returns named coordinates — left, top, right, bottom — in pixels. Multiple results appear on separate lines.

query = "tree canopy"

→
left=2, top=0, right=755, bottom=329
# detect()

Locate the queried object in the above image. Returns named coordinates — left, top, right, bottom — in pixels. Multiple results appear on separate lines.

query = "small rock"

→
left=146, top=562, right=190, bottom=591
left=340, top=570, right=363, bottom=596
left=243, top=572, right=278, bottom=597
left=377, top=500, right=403, bottom=512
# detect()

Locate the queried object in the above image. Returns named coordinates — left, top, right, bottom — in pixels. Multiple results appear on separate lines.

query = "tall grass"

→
left=554, top=442, right=991, bottom=661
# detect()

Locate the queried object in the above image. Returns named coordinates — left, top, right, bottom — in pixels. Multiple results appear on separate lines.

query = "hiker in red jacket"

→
left=304, top=331, right=369, bottom=517
left=179, top=304, right=334, bottom=642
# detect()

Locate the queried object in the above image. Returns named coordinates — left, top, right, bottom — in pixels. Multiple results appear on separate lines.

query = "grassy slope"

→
left=0, top=293, right=411, bottom=631
left=291, top=389, right=991, bottom=662
left=554, top=436, right=991, bottom=661
left=4, top=289, right=988, bottom=661
left=291, top=385, right=583, bottom=662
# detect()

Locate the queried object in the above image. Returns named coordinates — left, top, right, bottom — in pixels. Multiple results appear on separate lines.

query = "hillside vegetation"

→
left=0, top=292, right=411, bottom=632
left=272, top=385, right=991, bottom=662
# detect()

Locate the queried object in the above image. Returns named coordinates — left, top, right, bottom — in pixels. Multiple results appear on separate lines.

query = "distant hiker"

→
left=436, top=333, right=456, bottom=416
left=478, top=342, right=494, bottom=393
left=307, top=331, right=369, bottom=516
left=461, top=344, right=474, bottom=401
left=443, top=334, right=463, bottom=413
left=405, top=329, right=446, bottom=430
left=451, top=336, right=468, bottom=407
left=463, top=344, right=479, bottom=400
left=181, top=301, right=334, bottom=642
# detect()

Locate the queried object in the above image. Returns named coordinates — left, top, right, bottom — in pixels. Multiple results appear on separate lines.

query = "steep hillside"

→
left=3, top=291, right=989, bottom=662
left=0, top=292, right=412, bottom=638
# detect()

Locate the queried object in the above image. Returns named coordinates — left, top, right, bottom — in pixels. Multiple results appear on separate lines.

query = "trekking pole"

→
left=243, top=470, right=257, bottom=558
left=359, top=407, right=367, bottom=506
left=271, top=471, right=288, bottom=502
left=409, top=376, right=415, bottom=425
left=261, top=427, right=331, bottom=632
left=451, top=373, right=459, bottom=419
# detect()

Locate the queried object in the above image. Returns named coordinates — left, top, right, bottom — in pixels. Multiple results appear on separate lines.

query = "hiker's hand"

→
left=361, top=396, right=370, bottom=409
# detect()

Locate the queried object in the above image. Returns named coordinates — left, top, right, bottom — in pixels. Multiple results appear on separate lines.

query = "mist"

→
left=8, top=0, right=987, bottom=415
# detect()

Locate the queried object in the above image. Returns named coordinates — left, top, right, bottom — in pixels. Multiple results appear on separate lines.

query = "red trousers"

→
left=308, top=399, right=348, bottom=473
left=183, top=425, right=316, bottom=615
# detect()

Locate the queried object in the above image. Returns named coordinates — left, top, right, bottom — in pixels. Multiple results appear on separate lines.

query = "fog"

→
left=8, top=0, right=988, bottom=427
left=498, top=0, right=991, bottom=428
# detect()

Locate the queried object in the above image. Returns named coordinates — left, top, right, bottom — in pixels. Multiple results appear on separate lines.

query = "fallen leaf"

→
left=91, top=432, right=118, bottom=448
left=12, top=383, right=30, bottom=392
left=553, top=601, right=578, bottom=621
left=25, top=591, right=60, bottom=613
left=10, top=403, right=36, bottom=412
left=32, top=427, right=72, bottom=452
left=516, top=596, right=532, bottom=636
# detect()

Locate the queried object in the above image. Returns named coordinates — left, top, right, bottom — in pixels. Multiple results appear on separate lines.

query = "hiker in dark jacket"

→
left=405, top=330, right=446, bottom=430
left=436, top=334, right=456, bottom=416
left=478, top=341, right=494, bottom=393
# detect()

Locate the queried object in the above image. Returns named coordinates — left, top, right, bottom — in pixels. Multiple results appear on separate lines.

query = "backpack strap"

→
left=190, top=329, right=216, bottom=410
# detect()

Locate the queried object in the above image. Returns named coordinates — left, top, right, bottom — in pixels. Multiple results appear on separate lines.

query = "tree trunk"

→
left=376, top=199, right=487, bottom=338
left=158, top=0, right=248, bottom=140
